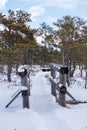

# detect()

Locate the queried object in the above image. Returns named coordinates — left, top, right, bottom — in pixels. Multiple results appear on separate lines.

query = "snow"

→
left=21, top=86, right=28, bottom=91
left=18, top=65, right=27, bottom=72
left=0, top=67, right=87, bottom=130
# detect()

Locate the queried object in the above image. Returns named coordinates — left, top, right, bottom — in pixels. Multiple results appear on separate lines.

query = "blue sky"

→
left=0, top=0, right=87, bottom=29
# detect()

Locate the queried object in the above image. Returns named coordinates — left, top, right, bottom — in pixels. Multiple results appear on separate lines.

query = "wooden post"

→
left=21, top=87, right=29, bottom=108
left=51, top=80, right=56, bottom=96
left=21, top=75, right=30, bottom=96
left=18, top=67, right=30, bottom=108
left=50, top=64, right=68, bottom=107
left=59, top=85, right=66, bottom=107
left=85, top=70, right=87, bottom=88
left=60, top=67, right=68, bottom=86
left=51, top=68, right=56, bottom=79
left=50, top=64, right=56, bottom=79
left=18, top=68, right=30, bottom=96
left=50, top=64, right=56, bottom=95
left=59, top=67, right=68, bottom=107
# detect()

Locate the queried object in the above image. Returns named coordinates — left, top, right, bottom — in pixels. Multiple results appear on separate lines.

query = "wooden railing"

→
left=50, top=63, right=77, bottom=107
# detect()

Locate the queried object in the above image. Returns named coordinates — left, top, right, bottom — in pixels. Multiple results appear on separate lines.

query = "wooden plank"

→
left=5, top=91, right=21, bottom=108
left=11, top=88, right=21, bottom=98
left=66, top=100, right=87, bottom=104
left=50, top=63, right=68, bottom=73
left=50, top=78, right=78, bottom=103
left=66, top=91, right=77, bottom=103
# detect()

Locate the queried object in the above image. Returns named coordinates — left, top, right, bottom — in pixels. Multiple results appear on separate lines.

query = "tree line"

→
left=0, top=9, right=87, bottom=81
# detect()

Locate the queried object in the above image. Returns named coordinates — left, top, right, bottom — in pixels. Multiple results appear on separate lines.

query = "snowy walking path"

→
left=0, top=70, right=87, bottom=130
left=30, top=71, right=70, bottom=130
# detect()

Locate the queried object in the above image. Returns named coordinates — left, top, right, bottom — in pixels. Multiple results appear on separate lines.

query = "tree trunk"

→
left=85, top=70, right=87, bottom=89
left=79, top=65, right=83, bottom=77
left=70, top=62, right=76, bottom=77
left=7, top=52, right=12, bottom=82
left=15, top=63, right=19, bottom=75
left=7, top=63, right=12, bottom=82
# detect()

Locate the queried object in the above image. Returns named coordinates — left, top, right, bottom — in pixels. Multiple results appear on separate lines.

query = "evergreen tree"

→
left=0, top=9, right=37, bottom=81
left=53, top=15, right=86, bottom=76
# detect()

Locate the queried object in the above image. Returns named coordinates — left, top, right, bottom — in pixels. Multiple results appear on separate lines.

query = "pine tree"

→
left=0, top=9, right=37, bottom=81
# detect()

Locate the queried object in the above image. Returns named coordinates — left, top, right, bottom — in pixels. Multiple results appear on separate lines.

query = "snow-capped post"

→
left=59, top=67, right=68, bottom=107
left=18, top=66, right=30, bottom=96
left=59, top=67, right=68, bottom=86
left=21, top=86, right=29, bottom=108
left=50, top=64, right=68, bottom=107
left=50, top=64, right=77, bottom=106
left=18, top=66, right=30, bottom=108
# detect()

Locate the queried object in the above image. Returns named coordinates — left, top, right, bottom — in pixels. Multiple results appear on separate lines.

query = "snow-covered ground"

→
left=0, top=67, right=87, bottom=130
